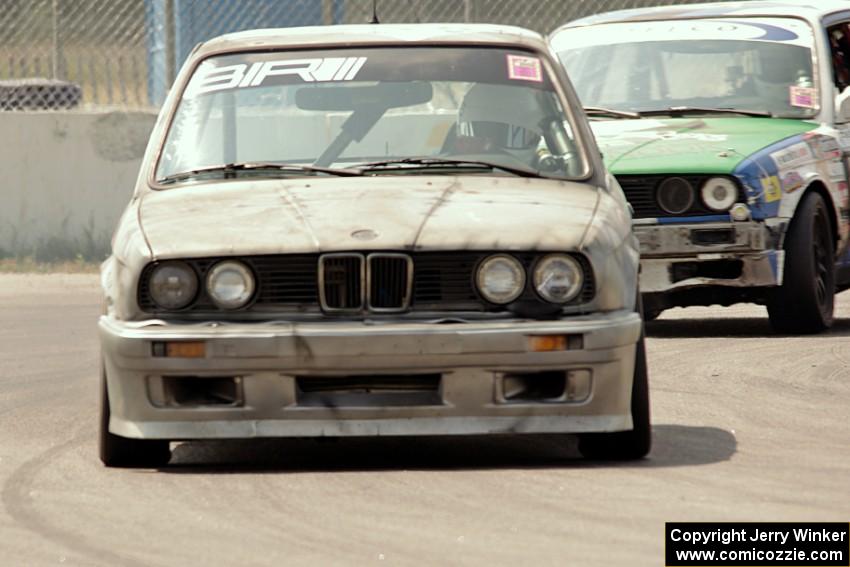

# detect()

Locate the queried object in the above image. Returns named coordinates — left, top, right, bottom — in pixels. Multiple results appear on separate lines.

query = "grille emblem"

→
left=351, top=229, right=378, bottom=241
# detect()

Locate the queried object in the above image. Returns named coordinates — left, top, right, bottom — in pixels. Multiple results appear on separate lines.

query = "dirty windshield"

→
left=551, top=18, right=816, bottom=118
left=156, top=47, right=586, bottom=182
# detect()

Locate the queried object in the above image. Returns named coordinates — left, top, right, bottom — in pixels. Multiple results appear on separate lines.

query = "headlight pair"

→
left=148, top=260, right=255, bottom=310
left=657, top=176, right=737, bottom=214
left=476, top=254, right=584, bottom=305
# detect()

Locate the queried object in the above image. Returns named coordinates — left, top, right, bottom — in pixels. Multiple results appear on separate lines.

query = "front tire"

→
left=767, top=192, right=835, bottom=334
left=99, top=366, right=171, bottom=468
left=578, top=300, right=651, bottom=460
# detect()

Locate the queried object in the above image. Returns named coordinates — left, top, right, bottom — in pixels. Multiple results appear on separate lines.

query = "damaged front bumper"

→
left=634, top=221, right=783, bottom=293
left=99, top=311, right=642, bottom=440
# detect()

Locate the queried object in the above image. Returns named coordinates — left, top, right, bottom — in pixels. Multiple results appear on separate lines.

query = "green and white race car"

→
left=550, top=0, right=850, bottom=332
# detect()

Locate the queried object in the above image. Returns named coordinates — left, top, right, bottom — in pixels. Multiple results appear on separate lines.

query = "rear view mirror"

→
left=295, top=81, right=433, bottom=111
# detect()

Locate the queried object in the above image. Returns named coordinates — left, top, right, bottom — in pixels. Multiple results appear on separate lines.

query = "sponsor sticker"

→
left=770, top=142, right=814, bottom=170
left=838, top=181, right=850, bottom=207
left=761, top=175, right=783, bottom=202
left=789, top=85, right=817, bottom=108
left=780, top=170, right=804, bottom=193
left=506, top=54, right=543, bottom=82
left=819, top=137, right=841, bottom=159
left=826, top=159, right=846, bottom=182
left=838, top=127, right=850, bottom=150
left=804, top=134, right=842, bottom=159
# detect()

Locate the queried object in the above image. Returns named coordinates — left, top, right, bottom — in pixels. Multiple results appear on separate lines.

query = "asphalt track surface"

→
left=1, top=274, right=848, bottom=566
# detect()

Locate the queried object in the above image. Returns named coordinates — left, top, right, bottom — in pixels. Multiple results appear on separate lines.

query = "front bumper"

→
left=634, top=221, right=783, bottom=293
left=99, top=311, right=642, bottom=440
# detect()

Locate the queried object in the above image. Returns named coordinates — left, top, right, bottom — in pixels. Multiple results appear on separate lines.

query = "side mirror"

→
left=835, top=87, right=850, bottom=123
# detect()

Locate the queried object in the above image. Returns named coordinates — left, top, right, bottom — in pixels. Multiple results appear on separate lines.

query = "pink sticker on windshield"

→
left=789, top=86, right=816, bottom=109
left=507, top=54, right=543, bottom=82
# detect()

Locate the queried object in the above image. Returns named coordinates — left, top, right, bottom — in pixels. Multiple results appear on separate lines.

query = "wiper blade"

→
left=583, top=106, right=640, bottom=119
left=157, top=162, right=362, bottom=184
left=636, top=106, right=772, bottom=118
left=353, top=157, right=544, bottom=178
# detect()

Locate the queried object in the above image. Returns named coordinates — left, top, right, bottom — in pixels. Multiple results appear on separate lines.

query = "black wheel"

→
left=767, top=192, right=835, bottom=334
left=99, top=366, right=170, bottom=468
left=579, top=294, right=651, bottom=460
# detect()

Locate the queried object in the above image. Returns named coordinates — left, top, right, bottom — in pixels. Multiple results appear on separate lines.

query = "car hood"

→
left=139, top=175, right=600, bottom=258
left=591, top=117, right=816, bottom=175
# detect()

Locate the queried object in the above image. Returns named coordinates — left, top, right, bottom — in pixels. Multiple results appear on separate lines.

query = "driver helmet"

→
left=456, top=83, right=546, bottom=164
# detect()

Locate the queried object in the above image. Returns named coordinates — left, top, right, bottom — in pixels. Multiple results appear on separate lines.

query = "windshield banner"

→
left=183, top=48, right=554, bottom=99
left=550, top=18, right=814, bottom=50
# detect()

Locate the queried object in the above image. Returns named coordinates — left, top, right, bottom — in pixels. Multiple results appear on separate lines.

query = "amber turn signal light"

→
left=527, top=334, right=583, bottom=352
left=528, top=335, right=567, bottom=351
left=152, top=341, right=206, bottom=358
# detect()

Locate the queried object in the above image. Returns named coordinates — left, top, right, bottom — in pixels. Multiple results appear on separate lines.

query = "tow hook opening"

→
left=160, top=376, right=243, bottom=407
left=691, top=228, right=735, bottom=245
left=670, top=259, right=743, bottom=283
left=500, top=370, right=591, bottom=403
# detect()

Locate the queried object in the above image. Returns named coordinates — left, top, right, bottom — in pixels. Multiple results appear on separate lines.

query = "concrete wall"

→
left=0, top=111, right=157, bottom=261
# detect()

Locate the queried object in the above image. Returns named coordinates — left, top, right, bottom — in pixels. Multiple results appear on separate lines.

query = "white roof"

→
left=558, top=1, right=850, bottom=30
left=195, top=23, right=548, bottom=58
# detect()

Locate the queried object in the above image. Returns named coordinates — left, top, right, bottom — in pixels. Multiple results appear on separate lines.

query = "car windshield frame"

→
left=148, top=43, right=593, bottom=189
left=550, top=15, right=821, bottom=120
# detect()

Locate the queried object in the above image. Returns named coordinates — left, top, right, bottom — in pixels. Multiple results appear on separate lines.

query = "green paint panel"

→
left=591, top=117, right=817, bottom=175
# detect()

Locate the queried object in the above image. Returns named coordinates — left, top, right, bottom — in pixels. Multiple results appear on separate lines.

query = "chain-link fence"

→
left=0, top=0, right=736, bottom=111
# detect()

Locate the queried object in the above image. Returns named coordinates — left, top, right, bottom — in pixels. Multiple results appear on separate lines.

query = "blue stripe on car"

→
left=732, top=133, right=810, bottom=220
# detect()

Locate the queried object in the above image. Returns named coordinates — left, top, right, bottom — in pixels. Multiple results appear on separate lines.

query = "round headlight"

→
left=657, top=177, right=694, bottom=214
left=206, top=261, right=255, bottom=310
left=701, top=177, right=738, bottom=211
left=148, top=261, right=198, bottom=310
left=476, top=255, right=525, bottom=304
left=534, top=254, right=584, bottom=304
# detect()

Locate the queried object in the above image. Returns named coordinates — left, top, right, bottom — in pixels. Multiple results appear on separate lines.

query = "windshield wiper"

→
left=636, top=106, right=773, bottom=118
left=583, top=106, right=641, bottom=119
left=157, top=162, right=362, bottom=184
left=353, top=157, right=545, bottom=178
